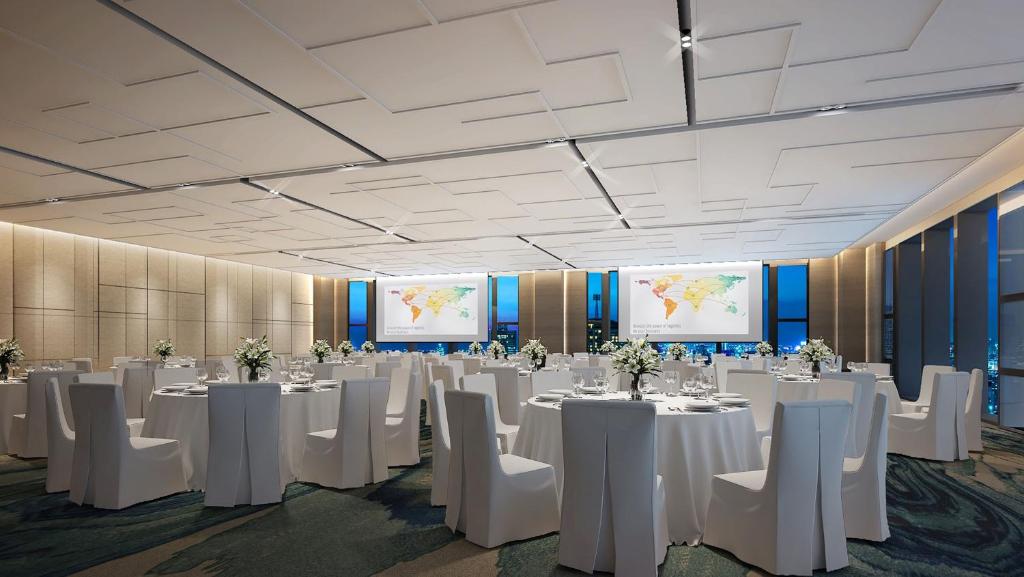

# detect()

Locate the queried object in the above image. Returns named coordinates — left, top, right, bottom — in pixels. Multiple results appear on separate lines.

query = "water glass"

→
left=216, top=365, right=230, bottom=382
left=664, top=371, right=678, bottom=393
left=196, top=368, right=208, bottom=386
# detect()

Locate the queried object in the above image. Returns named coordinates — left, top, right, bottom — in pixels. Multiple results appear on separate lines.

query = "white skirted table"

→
left=512, top=393, right=763, bottom=546
left=142, top=385, right=341, bottom=490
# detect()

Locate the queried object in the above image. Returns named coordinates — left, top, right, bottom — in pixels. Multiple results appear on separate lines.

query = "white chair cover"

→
left=45, top=378, right=75, bottom=493
left=726, top=372, right=777, bottom=443
left=864, top=363, right=891, bottom=377
left=462, top=358, right=482, bottom=376
left=374, top=360, right=401, bottom=380
left=122, top=366, right=156, bottom=418
left=155, top=367, right=198, bottom=388
left=76, top=372, right=115, bottom=384
left=205, top=383, right=283, bottom=507
left=444, top=390, right=559, bottom=548
left=299, top=378, right=389, bottom=489
left=10, top=369, right=82, bottom=457
left=386, top=367, right=411, bottom=417
left=385, top=368, right=421, bottom=466
left=704, top=400, right=851, bottom=575
left=825, top=372, right=877, bottom=458
left=570, top=358, right=590, bottom=369
left=965, top=368, right=984, bottom=452
left=714, top=360, right=750, bottom=393
left=68, top=358, right=94, bottom=372
left=461, top=374, right=518, bottom=453
left=479, top=366, right=522, bottom=426
left=68, top=383, right=186, bottom=509
left=444, top=360, right=466, bottom=385
left=330, top=365, right=369, bottom=383
left=842, top=393, right=890, bottom=541
left=430, top=364, right=457, bottom=392
left=558, top=400, right=669, bottom=576
left=570, top=366, right=605, bottom=387
left=889, top=372, right=969, bottom=461
left=901, top=365, right=955, bottom=413
left=531, top=370, right=571, bottom=396
left=428, top=380, right=450, bottom=506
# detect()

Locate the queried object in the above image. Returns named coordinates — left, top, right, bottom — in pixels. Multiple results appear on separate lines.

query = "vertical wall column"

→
left=837, top=248, right=867, bottom=362
left=808, top=257, right=837, bottom=347
left=313, top=276, right=335, bottom=343
left=533, top=270, right=563, bottom=353
left=334, top=279, right=348, bottom=343
left=865, top=243, right=884, bottom=363
left=955, top=212, right=990, bottom=385
left=921, top=228, right=952, bottom=366
left=895, top=238, right=923, bottom=398
left=518, top=272, right=535, bottom=342
left=565, top=270, right=587, bottom=354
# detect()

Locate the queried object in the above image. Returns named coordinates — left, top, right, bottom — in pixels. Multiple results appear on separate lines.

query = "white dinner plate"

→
left=684, top=399, right=720, bottom=411
left=536, top=393, right=563, bottom=402
left=718, top=397, right=750, bottom=406
left=161, top=384, right=190, bottom=391
left=579, top=386, right=602, bottom=394
left=549, top=388, right=574, bottom=396
left=183, top=387, right=208, bottom=395
left=289, top=384, right=315, bottom=392
left=713, top=392, right=742, bottom=398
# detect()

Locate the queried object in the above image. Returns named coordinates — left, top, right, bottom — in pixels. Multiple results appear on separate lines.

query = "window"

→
left=684, top=342, right=718, bottom=358
left=348, top=280, right=368, bottom=348
left=987, top=206, right=1000, bottom=416
left=609, top=271, right=619, bottom=340
left=722, top=342, right=756, bottom=356
left=586, top=272, right=603, bottom=353
left=494, top=275, right=519, bottom=354
left=762, top=264, right=770, bottom=343
left=776, top=264, right=808, bottom=354
left=415, top=342, right=448, bottom=354
left=378, top=342, right=409, bottom=352
left=883, top=248, right=895, bottom=362
left=950, top=228, right=956, bottom=366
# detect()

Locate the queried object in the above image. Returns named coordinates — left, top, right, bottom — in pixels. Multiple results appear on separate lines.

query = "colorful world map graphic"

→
left=390, top=285, right=476, bottom=323
left=636, top=273, right=746, bottom=320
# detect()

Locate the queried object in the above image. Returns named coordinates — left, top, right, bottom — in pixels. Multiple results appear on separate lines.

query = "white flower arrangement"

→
left=487, top=340, right=506, bottom=359
left=798, top=338, right=833, bottom=362
left=520, top=338, right=547, bottom=362
left=235, top=335, right=274, bottom=381
left=361, top=340, right=376, bottom=353
left=611, top=338, right=662, bottom=388
left=310, top=339, right=332, bottom=362
left=152, top=338, right=176, bottom=360
left=598, top=340, right=619, bottom=354
left=468, top=341, right=483, bottom=355
left=755, top=341, right=773, bottom=356
left=0, top=337, right=25, bottom=366
left=336, top=340, right=354, bottom=356
left=666, top=342, right=688, bottom=361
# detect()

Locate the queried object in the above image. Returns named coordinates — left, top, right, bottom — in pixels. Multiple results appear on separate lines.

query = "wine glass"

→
left=196, top=367, right=208, bottom=387
left=571, top=371, right=584, bottom=395
left=664, top=370, right=678, bottom=394
left=302, top=363, right=314, bottom=384
left=594, top=376, right=608, bottom=395
left=216, top=364, right=229, bottom=382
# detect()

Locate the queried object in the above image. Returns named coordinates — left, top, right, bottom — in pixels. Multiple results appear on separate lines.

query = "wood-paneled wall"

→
left=0, top=222, right=313, bottom=366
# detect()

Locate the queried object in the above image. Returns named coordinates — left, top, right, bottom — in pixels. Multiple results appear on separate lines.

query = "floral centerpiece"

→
left=487, top=340, right=506, bottom=359
left=310, top=339, right=332, bottom=363
left=152, top=338, right=176, bottom=363
left=755, top=341, right=773, bottom=356
left=361, top=340, right=376, bottom=354
left=611, top=337, right=662, bottom=400
left=598, top=340, right=619, bottom=354
left=336, top=340, right=354, bottom=357
left=468, top=341, right=483, bottom=355
left=521, top=339, right=548, bottom=368
left=0, top=337, right=25, bottom=381
left=666, top=342, right=688, bottom=361
left=235, top=335, right=274, bottom=382
left=798, top=338, right=833, bottom=377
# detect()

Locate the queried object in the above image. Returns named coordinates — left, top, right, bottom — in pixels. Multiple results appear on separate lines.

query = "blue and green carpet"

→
left=1, top=418, right=1022, bottom=576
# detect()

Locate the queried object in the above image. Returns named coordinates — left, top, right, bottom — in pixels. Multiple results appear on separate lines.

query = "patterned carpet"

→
left=1, top=416, right=1022, bottom=577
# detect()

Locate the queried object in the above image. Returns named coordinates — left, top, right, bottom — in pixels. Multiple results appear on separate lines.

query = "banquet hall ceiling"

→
left=0, top=0, right=1023, bottom=276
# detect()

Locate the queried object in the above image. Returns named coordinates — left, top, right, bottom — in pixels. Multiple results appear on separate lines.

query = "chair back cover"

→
left=428, top=380, right=451, bottom=506
left=75, top=372, right=115, bottom=384
left=340, top=378, right=390, bottom=486
left=387, top=367, right=413, bottom=415
left=843, top=393, right=890, bottom=541
left=374, top=360, right=401, bottom=379
left=154, top=367, right=198, bottom=388
left=714, top=360, right=746, bottom=393
left=329, top=364, right=369, bottom=384
left=462, top=358, right=482, bottom=376
left=570, top=366, right=606, bottom=387
left=205, top=383, right=282, bottom=506
left=531, top=370, right=572, bottom=396
left=824, top=371, right=877, bottom=457
left=67, top=358, right=94, bottom=372
left=122, top=366, right=156, bottom=418
left=45, top=377, right=75, bottom=492
left=816, top=379, right=857, bottom=456
left=725, top=372, right=777, bottom=435
left=917, top=364, right=955, bottom=403
left=965, top=368, right=984, bottom=452
left=430, top=363, right=457, bottom=391
left=559, top=400, right=663, bottom=575
left=444, top=390, right=500, bottom=539
left=68, top=383, right=131, bottom=506
left=864, top=363, right=891, bottom=377
left=19, top=369, right=82, bottom=456
left=444, top=360, right=466, bottom=385
left=480, top=366, right=524, bottom=426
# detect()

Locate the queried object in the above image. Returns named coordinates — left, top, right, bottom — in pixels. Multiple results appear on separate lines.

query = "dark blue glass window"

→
left=349, top=325, right=367, bottom=349
left=775, top=264, right=808, bottom=353
left=777, top=321, right=808, bottom=354
left=348, top=281, right=368, bottom=347
left=762, top=265, right=769, bottom=341
left=587, top=272, right=603, bottom=320
left=883, top=249, right=895, bottom=362
left=609, top=271, right=619, bottom=340
left=723, top=342, right=756, bottom=356
left=684, top=342, right=718, bottom=358
left=416, top=341, right=448, bottom=354
left=987, top=207, right=999, bottom=416
left=378, top=342, right=408, bottom=352
left=495, top=275, right=519, bottom=353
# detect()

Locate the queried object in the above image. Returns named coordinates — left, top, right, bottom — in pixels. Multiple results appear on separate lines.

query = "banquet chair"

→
left=462, top=358, right=482, bottom=376
left=725, top=372, right=777, bottom=444
left=816, top=379, right=858, bottom=458
left=480, top=366, right=523, bottom=426
left=590, top=355, right=607, bottom=368
left=447, top=353, right=464, bottom=360
left=300, top=378, right=389, bottom=489
left=965, top=368, right=984, bottom=452
left=385, top=368, right=421, bottom=466
left=900, top=365, right=955, bottom=413
left=67, top=358, right=93, bottom=372
left=374, top=360, right=400, bottom=380
left=714, top=360, right=749, bottom=393
left=842, top=393, right=890, bottom=542
left=68, top=383, right=186, bottom=509
left=205, top=383, right=283, bottom=507
left=704, top=400, right=852, bottom=575
left=444, top=360, right=466, bottom=385
left=863, top=363, right=891, bottom=377
left=461, top=374, right=518, bottom=453
left=444, top=390, right=559, bottom=548
left=570, top=358, right=590, bottom=369
left=558, top=400, right=669, bottom=576
left=112, top=356, right=135, bottom=366
left=531, top=370, right=572, bottom=396
left=570, top=366, right=605, bottom=387
left=330, top=364, right=369, bottom=383
left=572, top=352, right=589, bottom=360
left=783, top=359, right=804, bottom=374
left=312, top=363, right=334, bottom=381
left=430, top=363, right=457, bottom=391
left=76, top=372, right=116, bottom=384
left=428, top=381, right=450, bottom=506
left=889, top=372, right=969, bottom=461
left=9, top=369, right=83, bottom=458
left=122, top=366, right=156, bottom=419
left=825, top=372, right=877, bottom=458
left=386, top=367, right=412, bottom=417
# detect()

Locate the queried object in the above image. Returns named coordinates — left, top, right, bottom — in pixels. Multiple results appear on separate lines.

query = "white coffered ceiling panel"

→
left=0, top=1, right=1023, bottom=276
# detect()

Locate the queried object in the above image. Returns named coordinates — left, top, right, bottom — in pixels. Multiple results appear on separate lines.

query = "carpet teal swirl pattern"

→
left=1, top=416, right=1022, bottom=576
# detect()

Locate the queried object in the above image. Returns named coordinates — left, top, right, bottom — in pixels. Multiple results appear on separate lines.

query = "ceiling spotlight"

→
left=834, top=104, right=847, bottom=109
left=682, top=40, right=692, bottom=48
left=681, top=30, right=693, bottom=48
left=385, top=229, right=394, bottom=235
left=44, top=197, right=60, bottom=203
left=616, top=213, right=625, bottom=220
left=581, top=161, right=589, bottom=168
left=298, top=253, right=305, bottom=260
left=269, top=189, right=280, bottom=195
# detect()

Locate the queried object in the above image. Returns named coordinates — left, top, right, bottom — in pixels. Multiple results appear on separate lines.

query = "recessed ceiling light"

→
left=385, top=230, right=394, bottom=235
left=681, top=33, right=692, bottom=43
left=269, top=189, right=280, bottom=195
left=682, top=40, right=692, bottom=48
left=834, top=104, right=847, bottom=109
left=581, top=161, right=589, bottom=168
left=617, top=213, right=625, bottom=220
left=44, top=197, right=60, bottom=203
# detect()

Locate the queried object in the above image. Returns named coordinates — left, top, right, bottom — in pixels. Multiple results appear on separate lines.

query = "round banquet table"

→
left=142, top=385, right=340, bottom=490
left=512, top=393, right=763, bottom=546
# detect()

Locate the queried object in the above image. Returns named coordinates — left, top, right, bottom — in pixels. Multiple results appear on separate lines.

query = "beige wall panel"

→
left=225, top=261, right=238, bottom=324
left=126, top=287, right=147, bottom=315
left=564, top=270, right=587, bottom=354
left=252, top=321, right=268, bottom=341
left=292, top=322, right=312, bottom=355
left=74, top=236, right=96, bottom=316
left=271, top=321, right=291, bottom=354
left=98, top=239, right=125, bottom=287
left=252, top=268, right=270, bottom=321
left=533, top=270, right=564, bottom=353
left=176, top=253, right=205, bottom=294
left=147, top=248, right=169, bottom=291
left=205, top=259, right=228, bottom=322
left=837, top=248, right=867, bottom=363
left=272, top=269, right=292, bottom=321
left=166, top=292, right=178, bottom=322
left=98, top=313, right=126, bottom=365
left=292, top=273, right=313, bottom=305
left=98, top=285, right=126, bottom=313
left=13, top=226, right=43, bottom=309
left=0, top=223, right=12, bottom=319
left=518, top=272, right=535, bottom=343
left=125, top=244, right=147, bottom=289
left=148, top=289, right=168, bottom=319
left=334, top=280, right=348, bottom=343
left=206, top=321, right=228, bottom=356
left=233, top=263, right=253, bottom=325
left=313, top=277, right=335, bottom=343
left=808, top=257, right=837, bottom=346
left=74, top=315, right=95, bottom=360
left=174, top=320, right=205, bottom=358
left=292, top=303, right=313, bottom=324
left=43, top=309, right=74, bottom=359
left=0, top=313, right=13, bottom=339
left=228, top=322, right=251, bottom=347
left=865, top=243, right=884, bottom=363
left=176, top=292, right=205, bottom=322
left=167, top=250, right=178, bottom=292
left=147, top=319, right=170, bottom=343
left=14, top=310, right=42, bottom=360
left=43, top=231, right=75, bottom=311
left=126, top=316, right=148, bottom=357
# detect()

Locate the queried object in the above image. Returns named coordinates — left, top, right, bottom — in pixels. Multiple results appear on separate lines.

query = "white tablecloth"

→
left=142, top=386, right=340, bottom=490
left=512, top=393, right=763, bottom=545
left=0, top=381, right=27, bottom=454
